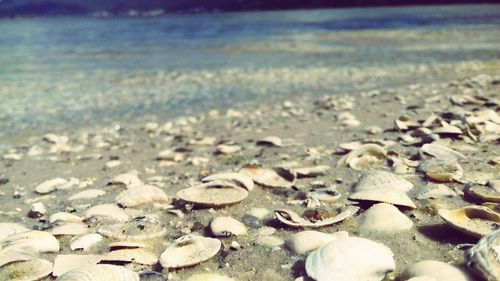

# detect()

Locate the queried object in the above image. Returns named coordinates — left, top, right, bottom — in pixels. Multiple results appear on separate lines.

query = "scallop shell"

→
left=286, top=230, right=348, bottom=255
left=70, top=234, right=103, bottom=251
left=464, top=229, right=500, bottom=281
left=97, top=218, right=166, bottom=241
left=84, top=204, right=130, bottom=222
left=417, top=158, right=463, bottom=182
left=159, top=235, right=221, bottom=269
left=56, top=264, right=139, bottom=281
left=305, top=236, right=395, bottom=281
left=294, top=165, right=330, bottom=178
left=0, top=230, right=60, bottom=267
left=51, top=222, right=88, bottom=236
left=421, top=143, right=467, bottom=162
left=274, top=206, right=358, bottom=228
left=239, top=164, right=296, bottom=188
left=202, top=172, right=254, bottom=191
left=0, top=223, right=29, bottom=241
left=68, top=189, right=106, bottom=200
left=438, top=206, right=500, bottom=238
left=256, top=136, right=283, bottom=147
left=115, top=185, right=168, bottom=207
left=337, top=143, right=387, bottom=170
left=177, top=181, right=248, bottom=207
left=53, top=254, right=101, bottom=277
left=101, top=248, right=158, bottom=265
left=466, top=184, right=500, bottom=203
left=107, top=173, right=142, bottom=187
left=50, top=212, right=84, bottom=224
left=0, top=259, right=53, bottom=281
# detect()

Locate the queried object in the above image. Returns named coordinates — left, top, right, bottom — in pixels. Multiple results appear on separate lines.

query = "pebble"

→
left=241, top=214, right=262, bottom=229
left=359, top=203, right=414, bottom=233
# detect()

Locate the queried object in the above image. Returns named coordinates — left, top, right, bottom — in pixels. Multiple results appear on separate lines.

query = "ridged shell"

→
left=349, top=188, right=416, bottom=209
left=160, top=235, right=221, bottom=269
left=68, top=189, right=106, bottom=200
left=202, top=172, right=254, bottom=191
left=115, top=185, right=168, bottom=207
left=464, top=229, right=500, bottom=281
left=0, top=259, right=53, bottom=281
left=98, top=218, right=166, bottom=241
left=305, top=236, right=395, bottom=281
left=177, top=181, right=248, bottom=207
left=53, top=255, right=101, bottom=277
left=337, top=144, right=387, bottom=170
left=274, top=206, right=358, bottom=228
left=0, top=223, right=29, bottom=241
left=0, top=230, right=60, bottom=267
left=70, top=234, right=103, bottom=251
left=84, top=204, right=129, bottom=222
left=401, top=260, right=474, bottom=281
left=421, top=143, right=467, bottom=162
left=438, top=206, right=500, bottom=238
left=239, top=164, right=296, bottom=188
left=286, top=231, right=348, bottom=255
left=56, top=264, right=139, bottom=281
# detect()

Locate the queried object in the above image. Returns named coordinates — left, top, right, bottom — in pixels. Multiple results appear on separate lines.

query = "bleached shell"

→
left=56, top=264, right=139, bottom=281
left=286, top=231, right=348, bottom=255
left=239, top=164, right=296, bottom=188
left=274, top=207, right=358, bottom=228
left=177, top=181, right=248, bottom=207
left=70, top=234, right=103, bottom=251
left=421, top=143, right=467, bottom=162
left=51, top=222, right=88, bottom=235
left=337, top=141, right=362, bottom=152
left=53, top=255, right=101, bottom=277
left=215, top=144, right=241, bottom=154
left=337, top=143, right=387, bottom=170
left=108, top=241, right=147, bottom=250
left=115, top=185, right=168, bottom=207
left=417, top=184, right=457, bottom=200
left=305, top=236, right=395, bottom=281
left=417, top=158, right=463, bottom=182
left=68, top=189, right=106, bottom=200
left=466, top=184, right=500, bottom=203
left=438, top=206, right=500, bottom=238
left=159, top=236, right=221, bottom=269
left=202, top=172, right=254, bottom=191
left=0, top=259, right=53, bottom=281
left=35, top=178, right=67, bottom=194
left=101, top=248, right=158, bottom=265
left=349, top=188, right=416, bottom=208
left=294, top=165, right=330, bottom=177
left=395, top=115, right=420, bottom=130
left=308, top=187, right=341, bottom=202
left=256, top=136, right=283, bottom=147
left=0, top=230, right=60, bottom=267
left=185, top=273, right=235, bottom=281
left=400, top=260, right=474, bottom=281
left=50, top=212, right=84, bottom=224
left=84, top=204, right=129, bottom=222
left=97, top=220, right=166, bottom=241
left=107, top=173, right=142, bottom=187
left=210, top=217, right=247, bottom=237
left=433, top=124, right=463, bottom=135
left=355, top=170, right=414, bottom=192
left=359, top=203, right=414, bottom=233
left=464, top=229, right=500, bottom=281
left=0, top=223, right=29, bottom=241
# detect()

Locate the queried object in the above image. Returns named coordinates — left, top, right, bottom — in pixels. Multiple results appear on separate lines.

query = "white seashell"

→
left=395, top=115, right=420, bottom=131
left=185, top=273, right=235, bottom=281
left=215, top=144, right=241, bottom=154
left=247, top=208, right=271, bottom=220
left=0, top=259, right=53, bottom=281
left=50, top=212, right=84, bottom=224
left=305, top=236, right=395, bottom=281
left=286, top=231, right=348, bottom=255
left=308, top=187, right=341, bottom=202
left=359, top=203, right=414, bottom=233
left=337, top=143, right=387, bottom=170
left=115, top=185, right=168, bottom=207
left=101, top=248, right=158, bottom=265
left=239, top=164, right=296, bottom=188
left=98, top=218, right=166, bottom=241
left=160, top=235, right=221, bottom=269
left=51, top=222, right=88, bottom=235
left=53, top=254, right=101, bottom=277
left=108, top=241, right=147, bottom=250
left=418, top=158, right=463, bottom=182
left=56, top=264, right=139, bottom=281
left=400, top=260, right=474, bottom=281
left=210, top=217, right=247, bottom=237
left=105, top=160, right=121, bottom=169
left=417, top=184, right=457, bottom=200
left=465, top=183, right=500, bottom=203
left=70, top=234, right=103, bottom=251
left=0, top=230, right=60, bottom=267
left=349, top=188, right=416, bottom=208
left=337, top=141, right=362, bottom=152
left=35, top=178, right=67, bottom=194
left=256, top=136, right=283, bottom=147
left=177, top=181, right=248, bottom=207
left=464, top=229, right=500, bottom=281
left=274, top=207, right=358, bottom=228
left=68, top=189, right=106, bottom=200
left=107, top=173, right=142, bottom=187
left=438, top=206, right=500, bottom=238
left=202, top=172, right=254, bottom=191
left=294, top=165, right=330, bottom=178
left=354, top=170, right=414, bottom=192
left=84, top=204, right=130, bottom=222
left=0, top=223, right=29, bottom=241
left=421, top=143, right=467, bottom=162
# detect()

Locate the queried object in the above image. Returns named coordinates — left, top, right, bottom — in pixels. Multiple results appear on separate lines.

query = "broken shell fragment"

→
left=115, top=184, right=168, bottom=207
left=239, top=164, right=296, bottom=188
left=159, top=235, right=221, bottom=269
left=256, top=136, right=283, bottom=147
left=84, top=204, right=130, bottom=222
left=202, top=172, right=254, bottom=191
left=308, top=187, right=341, bottom=202
left=337, top=143, right=387, bottom=170
left=70, top=234, right=103, bottom=251
left=177, top=181, right=248, bottom=207
left=274, top=207, right=357, bottom=228
left=438, top=206, right=500, bottom=238
left=0, top=259, right=53, bottom=281
left=464, top=229, right=500, bottom=281
left=286, top=231, right=348, bottom=255
left=421, top=143, right=467, bottom=162
left=210, top=217, right=247, bottom=237
left=56, top=264, right=139, bottom=281
left=294, top=165, right=330, bottom=178
left=0, top=230, right=60, bottom=267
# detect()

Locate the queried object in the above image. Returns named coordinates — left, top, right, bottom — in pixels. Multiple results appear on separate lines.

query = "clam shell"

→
left=210, top=217, right=247, bottom=237
left=70, top=234, right=103, bottom=251
left=417, top=158, right=463, bottom=182
left=185, top=273, right=235, bottom=281
left=56, top=264, right=139, bottom=281
left=464, top=229, right=500, bottom=281
left=305, top=236, right=395, bottom=281
left=202, top=172, right=254, bottom=191
left=108, top=241, right=147, bottom=250
left=421, top=143, right=467, bottom=162
left=294, top=165, right=330, bottom=178
left=400, top=260, right=474, bottom=281
left=256, top=136, right=283, bottom=147
left=359, top=203, right=414, bottom=233
left=50, top=212, right=84, bottom=224
left=337, top=143, right=387, bottom=170
left=438, top=206, right=500, bottom=238
left=107, top=173, right=142, bottom=187
left=0, top=223, right=29, bottom=241
left=98, top=218, right=166, bottom=241
left=466, top=184, right=500, bottom=203
left=177, top=181, right=248, bottom=207
left=0, top=259, right=53, bottom=281
left=239, top=164, right=296, bottom=188
left=159, top=235, right=221, bottom=269
left=68, top=189, right=106, bottom=200
left=286, top=231, right=348, bottom=255
left=51, top=222, right=88, bottom=236
left=53, top=254, right=101, bottom=277
left=35, top=178, right=67, bottom=194
left=115, top=185, right=168, bottom=207
left=350, top=188, right=416, bottom=208
left=0, top=230, right=60, bottom=267
left=274, top=207, right=357, bottom=228
left=101, top=248, right=158, bottom=265
left=84, top=204, right=130, bottom=222
left=215, top=144, right=241, bottom=154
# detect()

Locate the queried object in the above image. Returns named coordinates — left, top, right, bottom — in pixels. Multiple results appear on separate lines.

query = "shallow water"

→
left=1, top=4, right=500, bottom=148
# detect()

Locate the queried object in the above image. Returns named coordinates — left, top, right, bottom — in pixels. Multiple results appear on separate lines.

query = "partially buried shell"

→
left=56, top=264, right=139, bottom=281
left=466, top=183, right=500, bottom=203
left=0, top=259, right=53, bottom=281
left=107, top=173, right=142, bottom=187
left=202, top=172, right=254, bottom=191
left=0, top=230, right=60, bottom=267
left=159, top=235, right=221, bottom=269
left=0, top=223, right=29, bottom=241
left=274, top=206, right=358, bottom=228
left=421, top=143, right=467, bottom=162
left=438, top=206, right=500, bottom=238
left=68, top=189, right=106, bottom=200
left=51, top=222, right=88, bottom=236
left=177, top=180, right=248, bottom=207
left=70, top=233, right=103, bottom=251
left=464, top=229, right=500, bottom=281
left=115, top=184, right=168, bottom=207
left=84, top=204, right=130, bottom=222
left=337, top=143, right=387, bottom=170
left=417, top=158, right=463, bottom=182
left=239, top=164, right=296, bottom=188
left=98, top=217, right=166, bottom=241
left=294, top=165, right=330, bottom=178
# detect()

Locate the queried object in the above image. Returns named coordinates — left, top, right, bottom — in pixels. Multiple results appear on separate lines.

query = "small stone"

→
left=242, top=214, right=262, bottom=229
left=0, top=178, right=9, bottom=185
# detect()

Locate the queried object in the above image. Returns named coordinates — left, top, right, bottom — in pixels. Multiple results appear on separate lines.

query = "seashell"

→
left=35, top=178, right=68, bottom=194
left=159, top=235, right=221, bottom=269
left=349, top=188, right=416, bottom=208
left=0, top=230, right=60, bottom=267
left=156, top=149, right=185, bottom=162
left=438, top=206, right=500, bottom=238
left=105, top=160, right=121, bottom=169
left=294, top=165, right=330, bottom=178
left=417, top=184, right=457, bottom=200
left=395, top=115, right=420, bottom=131
left=50, top=212, right=84, bottom=224
left=464, top=229, right=500, bottom=281
left=400, top=260, right=474, bottom=281
left=433, top=122, right=463, bottom=136
left=210, top=217, right=247, bottom=237
left=177, top=181, right=248, bottom=207
left=56, top=264, right=139, bottom=281
left=337, top=143, right=387, bottom=170
left=286, top=231, right=348, bottom=255
left=98, top=217, right=166, bottom=241
left=139, top=271, right=166, bottom=281
left=53, top=254, right=101, bottom=277
left=202, top=172, right=254, bottom=191
left=185, top=273, right=235, bottom=281
left=0, top=259, right=53, bottom=281
left=51, top=222, right=88, bottom=235
left=68, top=189, right=106, bottom=200
left=305, top=236, right=395, bottom=281
left=359, top=203, right=414, bottom=233
left=108, top=241, right=147, bottom=250
left=215, top=144, right=241, bottom=154
left=337, top=141, right=362, bottom=152
left=256, top=136, right=283, bottom=147
left=421, top=143, right=467, bottom=162
left=84, top=204, right=130, bottom=222
left=101, top=248, right=158, bottom=265
left=0, top=223, right=29, bottom=241
left=466, top=183, right=500, bottom=203
left=107, top=173, right=142, bottom=187
left=308, top=187, right=341, bottom=202
left=254, top=235, right=285, bottom=248
left=354, top=170, right=414, bottom=192
left=115, top=185, right=168, bottom=207
left=417, top=158, right=463, bottom=182
left=274, top=206, right=357, bottom=228
left=70, top=234, right=103, bottom=251
left=239, top=164, right=296, bottom=188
